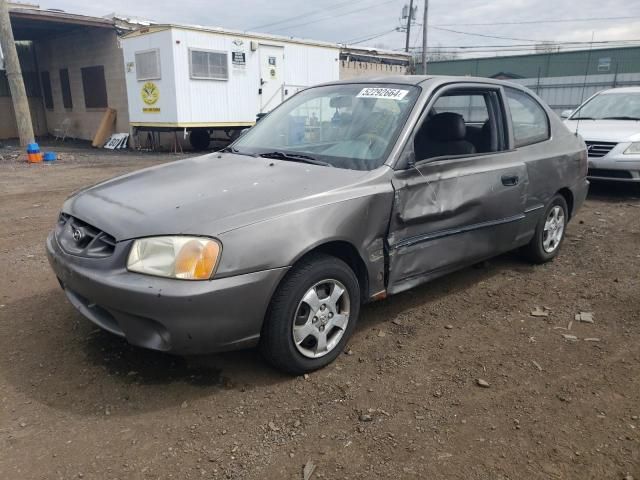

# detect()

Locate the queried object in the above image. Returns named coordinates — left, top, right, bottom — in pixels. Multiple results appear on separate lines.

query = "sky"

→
left=29, top=0, right=640, bottom=57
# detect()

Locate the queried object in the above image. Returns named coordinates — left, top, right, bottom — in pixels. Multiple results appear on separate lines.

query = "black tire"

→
left=189, top=128, right=210, bottom=151
left=523, top=194, right=568, bottom=264
left=260, top=253, right=360, bottom=375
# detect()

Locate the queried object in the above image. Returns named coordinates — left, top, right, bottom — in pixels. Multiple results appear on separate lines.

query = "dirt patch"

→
left=0, top=144, right=639, bottom=479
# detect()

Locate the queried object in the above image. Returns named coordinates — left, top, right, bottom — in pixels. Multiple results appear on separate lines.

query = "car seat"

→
left=414, top=112, right=476, bottom=160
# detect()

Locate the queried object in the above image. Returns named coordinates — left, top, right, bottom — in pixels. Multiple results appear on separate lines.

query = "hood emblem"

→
left=72, top=227, right=84, bottom=242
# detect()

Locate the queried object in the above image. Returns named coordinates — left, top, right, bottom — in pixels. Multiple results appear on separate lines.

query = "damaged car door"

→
left=387, top=84, right=529, bottom=294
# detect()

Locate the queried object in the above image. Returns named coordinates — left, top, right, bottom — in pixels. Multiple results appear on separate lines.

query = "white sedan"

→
left=564, top=87, right=640, bottom=182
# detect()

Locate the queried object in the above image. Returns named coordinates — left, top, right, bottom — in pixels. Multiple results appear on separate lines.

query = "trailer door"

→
left=259, top=45, right=285, bottom=112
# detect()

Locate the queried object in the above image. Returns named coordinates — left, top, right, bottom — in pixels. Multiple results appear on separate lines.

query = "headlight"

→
left=624, top=142, right=640, bottom=155
left=127, top=236, right=221, bottom=280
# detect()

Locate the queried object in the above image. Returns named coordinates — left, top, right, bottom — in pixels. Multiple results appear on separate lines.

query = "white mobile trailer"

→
left=121, top=25, right=341, bottom=149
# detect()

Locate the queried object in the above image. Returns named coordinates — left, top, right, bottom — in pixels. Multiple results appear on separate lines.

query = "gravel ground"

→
left=0, top=142, right=639, bottom=480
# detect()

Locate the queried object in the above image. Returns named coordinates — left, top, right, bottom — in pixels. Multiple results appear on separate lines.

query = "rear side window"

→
left=505, top=87, right=550, bottom=147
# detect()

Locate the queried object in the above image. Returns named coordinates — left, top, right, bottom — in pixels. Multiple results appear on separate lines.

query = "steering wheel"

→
left=356, top=133, right=387, bottom=153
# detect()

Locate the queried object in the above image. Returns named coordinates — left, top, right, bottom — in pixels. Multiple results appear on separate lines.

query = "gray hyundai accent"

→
left=47, top=76, right=588, bottom=374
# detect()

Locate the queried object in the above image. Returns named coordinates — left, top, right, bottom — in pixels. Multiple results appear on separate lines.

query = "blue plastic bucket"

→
left=43, top=152, right=56, bottom=162
left=27, top=143, right=40, bottom=154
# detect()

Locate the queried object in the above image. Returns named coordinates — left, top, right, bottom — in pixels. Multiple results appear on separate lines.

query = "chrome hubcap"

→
left=542, top=205, right=565, bottom=253
left=292, top=279, right=350, bottom=359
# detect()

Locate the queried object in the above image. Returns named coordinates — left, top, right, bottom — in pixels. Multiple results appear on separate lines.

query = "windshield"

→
left=571, top=91, right=640, bottom=120
left=232, top=83, right=421, bottom=170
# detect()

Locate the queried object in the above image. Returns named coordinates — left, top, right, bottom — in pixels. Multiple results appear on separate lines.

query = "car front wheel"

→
left=524, top=194, right=568, bottom=263
left=260, top=253, right=360, bottom=375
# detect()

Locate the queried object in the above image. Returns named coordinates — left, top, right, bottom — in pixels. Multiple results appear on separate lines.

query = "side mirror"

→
left=407, top=151, right=416, bottom=168
left=560, top=109, right=573, bottom=119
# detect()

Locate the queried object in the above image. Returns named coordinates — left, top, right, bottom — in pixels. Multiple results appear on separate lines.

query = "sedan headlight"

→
left=127, top=236, right=221, bottom=280
left=624, top=142, right=640, bottom=155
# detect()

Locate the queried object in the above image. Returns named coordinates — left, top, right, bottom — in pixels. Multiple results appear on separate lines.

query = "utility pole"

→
left=0, top=0, right=34, bottom=146
left=421, top=0, right=429, bottom=74
left=404, top=0, right=414, bottom=53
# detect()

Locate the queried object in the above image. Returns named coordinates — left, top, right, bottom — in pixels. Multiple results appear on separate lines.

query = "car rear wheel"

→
left=260, top=253, right=360, bottom=375
left=523, top=194, right=568, bottom=263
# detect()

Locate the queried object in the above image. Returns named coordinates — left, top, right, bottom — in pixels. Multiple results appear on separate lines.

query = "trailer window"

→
left=135, top=49, right=161, bottom=81
left=189, top=49, right=228, bottom=80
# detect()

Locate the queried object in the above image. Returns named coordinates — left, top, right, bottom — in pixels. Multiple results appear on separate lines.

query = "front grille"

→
left=588, top=168, right=633, bottom=179
left=585, top=141, right=617, bottom=158
left=56, top=213, right=116, bottom=258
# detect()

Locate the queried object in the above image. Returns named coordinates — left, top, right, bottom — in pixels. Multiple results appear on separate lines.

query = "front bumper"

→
left=46, top=232, right=288, bottom=355
left=587, top=148, right=640, bottom=182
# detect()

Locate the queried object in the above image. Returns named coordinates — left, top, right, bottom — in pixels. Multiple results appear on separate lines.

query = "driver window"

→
left=414, top=91, right=502, bottom=161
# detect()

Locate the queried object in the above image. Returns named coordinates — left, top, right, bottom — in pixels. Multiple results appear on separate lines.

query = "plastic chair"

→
left=53, top=118, right=72, bottom=142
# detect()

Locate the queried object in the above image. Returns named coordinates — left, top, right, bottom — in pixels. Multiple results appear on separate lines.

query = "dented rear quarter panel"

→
left=519, top=110, right=587, bottom=217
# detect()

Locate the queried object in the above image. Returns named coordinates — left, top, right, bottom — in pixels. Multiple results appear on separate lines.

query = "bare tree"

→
left=419, top=44, right=458, bottom=62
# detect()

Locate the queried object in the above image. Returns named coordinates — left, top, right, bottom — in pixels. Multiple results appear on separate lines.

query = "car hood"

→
left=564, top=119, right=640, bottom=142
left=63, top=153, right=370, bottom=241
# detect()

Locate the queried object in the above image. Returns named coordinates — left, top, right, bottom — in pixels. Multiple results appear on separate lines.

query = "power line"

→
left=397, top=37, right=640, bottom=58
left=403, top=43, right=640, bottom=57
left=346, top=28, right=399, bottom=45
left=407, top=39, right=640, bottom=50
left=265, top=0, right=399, bottom=34
left=430, top=25, right=549, bottom=43
left=415, top=47, right=640, bottom=55
left=433, top=15, right=640, bottom=27
left=249, top=0, right=366, bottom=30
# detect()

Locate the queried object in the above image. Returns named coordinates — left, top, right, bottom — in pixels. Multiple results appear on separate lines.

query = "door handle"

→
left=501, top=175, right=519, bottom=186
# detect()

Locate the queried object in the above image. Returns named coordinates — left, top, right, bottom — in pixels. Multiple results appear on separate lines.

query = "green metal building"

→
left=421, top=46, right=640, bottom=112
left=425, top=46, right=640, bottom=78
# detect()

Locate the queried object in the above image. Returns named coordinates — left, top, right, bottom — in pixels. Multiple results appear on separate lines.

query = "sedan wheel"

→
left=292, top=280, right=350, bottom=359
left=260, top=253, right=360, bottom=374
left=542, top=206, right=565, bottom=253
left=523, top=194, right=568, bottom=264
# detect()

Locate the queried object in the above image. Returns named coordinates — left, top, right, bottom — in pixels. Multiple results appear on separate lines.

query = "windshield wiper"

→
left=601, top=116, right=640, bottom=121
left=259, top=151, right=330, bottom=167
left=221, top=146, right=257, bottom=157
